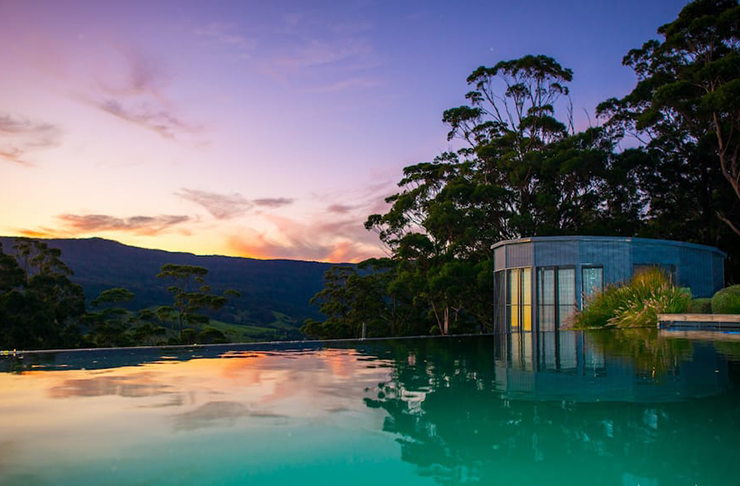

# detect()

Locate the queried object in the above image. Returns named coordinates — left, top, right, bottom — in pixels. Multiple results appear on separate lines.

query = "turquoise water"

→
left=1, top=330, right=739, bottom=485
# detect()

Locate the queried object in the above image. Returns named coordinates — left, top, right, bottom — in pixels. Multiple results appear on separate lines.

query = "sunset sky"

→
left=0, top=0, right=688, bottom=262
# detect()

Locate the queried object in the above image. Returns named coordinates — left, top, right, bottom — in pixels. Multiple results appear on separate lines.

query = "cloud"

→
left=226, top=176, right=397, bottom=262
left=253, top=197, right=294, bottom=208
left=0, top=113, right=62, bottom=166
left=194, top=22, right=258, bottom=59
left=90, top=98, right=197, bottom=140
left=274, top=38, right=372, bottom=69
left=327, top=203, right=357, bottom=214
left=77, top=47, right=202, bottom=140
left=301, top=77, right=382, bottom=93
left=177, top=189, right=253, bottom=219
left=13, top=228, right=60, bottom=238
left=55, top=213, right=190, bottom=236
left=177, top=189, right=294, bottom=219
left=228, top=224, right=380, bottom=263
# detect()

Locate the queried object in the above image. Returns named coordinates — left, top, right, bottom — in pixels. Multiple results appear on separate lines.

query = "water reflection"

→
left=494, top=330, right=726, bottom=401
left=0, top=333, right=738, bottom=485
left=363, top=332, right=740, bottom=485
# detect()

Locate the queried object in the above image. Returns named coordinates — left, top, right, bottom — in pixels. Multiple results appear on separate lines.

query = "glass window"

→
left=494, top=271, right=506, bottom=331
left=582, top=266, right=604, bottom=304
left=522, top=268, right=532, bottom=331
left=509, top=269, right=520, bottom=329
left=537, top=268, right=556, bottom=332
left=557, top=268, right=576, bottom=326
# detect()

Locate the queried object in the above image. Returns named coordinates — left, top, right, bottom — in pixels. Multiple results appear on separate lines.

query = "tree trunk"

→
left=443, top=306, right=449, bottom=335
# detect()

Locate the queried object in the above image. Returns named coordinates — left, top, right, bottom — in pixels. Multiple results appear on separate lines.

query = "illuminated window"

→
left=506, top=268, right=532, bottom=331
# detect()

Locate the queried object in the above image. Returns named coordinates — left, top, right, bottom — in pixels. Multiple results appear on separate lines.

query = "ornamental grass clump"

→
left=575, top=268, right=691, bottom=328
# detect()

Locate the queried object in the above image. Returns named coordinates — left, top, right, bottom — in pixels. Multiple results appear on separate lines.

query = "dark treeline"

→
left=302, top=0, right=740, bottom=339
left=0, top=238, right=237, bottom=350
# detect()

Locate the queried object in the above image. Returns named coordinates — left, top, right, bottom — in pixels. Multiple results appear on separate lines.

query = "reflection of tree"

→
left=362, top=335, right=740, bottom=485
left=586, top=329, right=693, bottom=376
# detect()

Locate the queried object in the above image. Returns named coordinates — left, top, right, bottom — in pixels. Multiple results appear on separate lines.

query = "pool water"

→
left=1, top=330, right=739, bottom=485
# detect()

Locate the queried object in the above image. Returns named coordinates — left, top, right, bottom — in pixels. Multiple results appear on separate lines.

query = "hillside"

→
left=0, top=237, right=339, bottom=336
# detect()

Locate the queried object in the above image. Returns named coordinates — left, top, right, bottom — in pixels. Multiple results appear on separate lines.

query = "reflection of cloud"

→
left=173, top=400, right=285, bottom=431
left=48, top=373, right=172, bottom=399
left=55, top=213, right=191, bottom=236
left=0, top=440, right=20, bottom=474
left=0, top=113, right=62, bottom=166
left=136, top=395, right=185, bottom=409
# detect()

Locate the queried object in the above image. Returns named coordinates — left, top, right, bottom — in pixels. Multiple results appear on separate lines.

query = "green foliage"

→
left=711, top=285, right=740, bottom=314
left=575, top=268, right=691, bottom=329
left=310, top=53, right=645, bottom=339
left=156, top=264, right=235, bottom=343
left=599, top=0, right=740, bottom=253
left=0, top=239, right=85, bottom=350
left=687, top=298, right=713, bottom=314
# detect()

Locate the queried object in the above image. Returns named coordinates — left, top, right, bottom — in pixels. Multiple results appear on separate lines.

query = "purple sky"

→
left=0, top=0, right=688, bottom=261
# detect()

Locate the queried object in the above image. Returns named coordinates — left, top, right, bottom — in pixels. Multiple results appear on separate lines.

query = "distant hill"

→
left=0, top=237, right=339, bottom=333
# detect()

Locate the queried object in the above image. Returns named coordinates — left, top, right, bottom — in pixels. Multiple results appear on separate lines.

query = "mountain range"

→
left=0, top=237, right=338, bottom=338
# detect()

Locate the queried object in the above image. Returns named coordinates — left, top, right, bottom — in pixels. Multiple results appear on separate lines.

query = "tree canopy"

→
left=304, top=0, right=740, bottom=339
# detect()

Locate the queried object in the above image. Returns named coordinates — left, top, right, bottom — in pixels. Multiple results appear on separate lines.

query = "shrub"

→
left=575, top=268, right=691, bottom=328
left=711, top=285, right=740, bottom=314
left=687, top=298, right=712, bottom=314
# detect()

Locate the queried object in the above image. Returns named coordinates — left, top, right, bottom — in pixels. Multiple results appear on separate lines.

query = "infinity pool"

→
left=1, top=331, right=739, bottom=485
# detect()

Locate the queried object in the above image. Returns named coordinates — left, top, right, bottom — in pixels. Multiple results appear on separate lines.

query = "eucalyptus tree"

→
left=361, top=55, right=636, bottom=335
left=598, top=0, right=740, bottom=241
left=85, top=287, right=135, bottom=347
left=0, top=239, right=84, bottom=350
left=156, top=264, right=239, bottom=342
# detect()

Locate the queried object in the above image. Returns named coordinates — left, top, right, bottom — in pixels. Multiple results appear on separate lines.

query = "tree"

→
left=0, top=239, right=85, bottom=350
left=156, top=264, right=238, bottom=342
left=85, top=288, right=136, bottom=347
left=599, top=0, right=740, bottom=238
left=335, top=55, right=640, bottom=338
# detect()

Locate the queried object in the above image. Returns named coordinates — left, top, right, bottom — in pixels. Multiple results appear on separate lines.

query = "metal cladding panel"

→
left=533, top=240, right=578, bottom=267
left=712, top=253, right=726, bottom=293
left=633, top=241, right=680, bottom=266
left=679, top=247, right=714, bottom=297
left=507, top=242, right=534, bottom=268
left=494, top=246, right=507, bottom=271
left=580, top=240, right=632, bottom=285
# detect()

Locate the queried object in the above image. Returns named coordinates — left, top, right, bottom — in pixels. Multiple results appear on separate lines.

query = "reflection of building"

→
left=493, top=331, right=730, bottom=402
left=493, top=236, right=726, bottom=333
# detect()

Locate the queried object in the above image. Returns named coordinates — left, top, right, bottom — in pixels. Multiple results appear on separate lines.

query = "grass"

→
left=205, top=319, right=282, bottom=342
left=575, top=268, right=691, bottom=329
